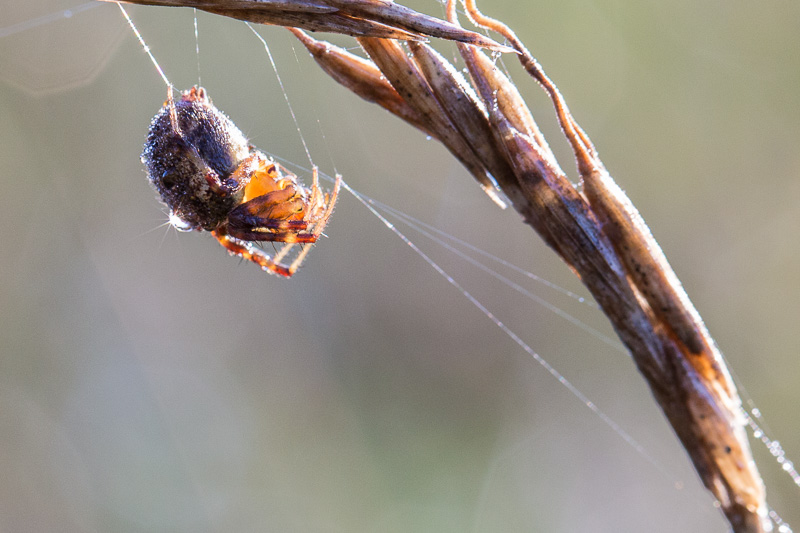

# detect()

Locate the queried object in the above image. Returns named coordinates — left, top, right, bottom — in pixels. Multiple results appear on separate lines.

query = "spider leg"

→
left=225, top=229, right=318, bottom=243
left=216, top=170, right=342, bottom=277
left=284, top=241, right=316, bottom=276
left=226, top=186, right=310, bottom=240
left=272, top=242, right=296, bottom=264
left=198, top=151, right=271, bottom=199
left=307, top=165, right=322, bottom=212
left=279, top=171, right=342, bottom=276
left=212, top=230, right=294, bottom=277
left=216, top=152, right=268, bottom=196
left=308, top=170, right=342, bottom=238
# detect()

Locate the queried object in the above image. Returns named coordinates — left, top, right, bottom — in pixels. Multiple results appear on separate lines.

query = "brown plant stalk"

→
left=108, top=0, right=512, bottom=50
left=113, top=0, right=773, bottom=530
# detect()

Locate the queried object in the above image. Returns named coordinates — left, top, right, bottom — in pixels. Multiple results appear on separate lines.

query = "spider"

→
left=141, top=86, right=341, bottom=277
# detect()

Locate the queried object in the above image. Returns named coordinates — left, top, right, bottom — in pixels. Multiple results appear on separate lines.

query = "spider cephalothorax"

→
left=141, top=86, right=340, bottom=277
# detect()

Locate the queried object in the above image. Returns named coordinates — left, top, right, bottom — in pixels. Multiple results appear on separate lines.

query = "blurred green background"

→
left=1, top=1, right=798, bottom=531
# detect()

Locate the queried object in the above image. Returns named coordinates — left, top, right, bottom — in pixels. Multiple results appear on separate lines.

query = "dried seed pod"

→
left=323, top=0, right=512, bottom=51
left=407, top=42, right=513, bottom=204
left=290, top=28, right=432, bottom=135
left=358, top=37, right=504, bottom=206
left=456, top=45, right=554, bottom=166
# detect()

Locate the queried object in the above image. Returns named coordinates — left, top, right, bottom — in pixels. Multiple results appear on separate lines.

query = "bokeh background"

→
left=1, top=1, right=798, bottom=531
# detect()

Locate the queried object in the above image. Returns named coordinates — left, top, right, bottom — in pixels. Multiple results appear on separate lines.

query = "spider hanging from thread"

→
left=142, top=86, right=341, bottom=277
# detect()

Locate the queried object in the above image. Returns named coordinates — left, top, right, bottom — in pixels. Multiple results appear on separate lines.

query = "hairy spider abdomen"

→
left=142, top=87, right=250, bottom=230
